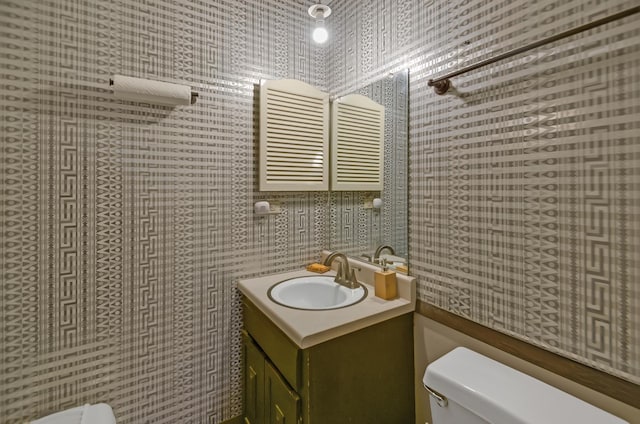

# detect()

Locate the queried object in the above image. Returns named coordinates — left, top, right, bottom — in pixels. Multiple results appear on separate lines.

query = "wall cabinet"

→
left=259, top=79, right=386, bottom=192
left=259, top=79, right=330, bottom=192
left=331, top=93, right=385, bottom=191
left=242, top=298, right=414, bottom=424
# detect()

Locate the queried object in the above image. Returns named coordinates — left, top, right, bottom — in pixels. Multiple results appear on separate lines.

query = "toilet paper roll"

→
left=111, top=75, right=192, bottom=105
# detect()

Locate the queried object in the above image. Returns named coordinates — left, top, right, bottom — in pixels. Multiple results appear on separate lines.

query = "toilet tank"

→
left=423, top=347, right=628, bottom=424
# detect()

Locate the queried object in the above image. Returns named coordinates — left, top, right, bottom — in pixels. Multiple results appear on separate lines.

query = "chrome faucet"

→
left=374, top=245, right=395, bottom=262
left=323, top=252, right=360, bottom=289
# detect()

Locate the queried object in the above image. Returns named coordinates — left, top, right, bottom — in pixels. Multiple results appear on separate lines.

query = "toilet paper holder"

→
left=254, top=201, right=282, bottom=215
left=109, top=77, right=199, bottom=105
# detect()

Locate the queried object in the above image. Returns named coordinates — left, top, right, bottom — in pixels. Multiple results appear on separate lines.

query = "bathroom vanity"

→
left=238, top=261, right=416, bottom=424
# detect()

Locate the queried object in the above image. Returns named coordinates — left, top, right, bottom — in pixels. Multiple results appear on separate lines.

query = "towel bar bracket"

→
left=429, top=79, right=451, bottom=95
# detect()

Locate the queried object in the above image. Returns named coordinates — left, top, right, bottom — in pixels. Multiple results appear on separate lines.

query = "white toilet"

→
left=31, top=403, right=116, bottom=424
left=423, top=347, right=628, bottom=424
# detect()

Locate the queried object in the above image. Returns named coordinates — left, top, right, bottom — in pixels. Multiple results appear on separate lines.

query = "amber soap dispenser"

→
left=374, top=260, right=397, bottom=300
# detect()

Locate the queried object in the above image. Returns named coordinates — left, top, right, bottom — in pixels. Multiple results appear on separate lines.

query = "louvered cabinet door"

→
left=259, top=79, right=330, bottom=191
left=331, top=94, right=384, bottom=191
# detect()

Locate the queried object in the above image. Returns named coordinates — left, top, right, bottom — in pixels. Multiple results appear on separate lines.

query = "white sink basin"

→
left=268, top=276, right=367, bottom=310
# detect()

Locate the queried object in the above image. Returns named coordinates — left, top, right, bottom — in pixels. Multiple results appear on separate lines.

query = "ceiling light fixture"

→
left=308, top=3, right=331, bottom=44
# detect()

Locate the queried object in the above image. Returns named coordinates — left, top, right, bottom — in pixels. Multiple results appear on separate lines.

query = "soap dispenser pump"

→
left=374, top=259, right=397, bottom=300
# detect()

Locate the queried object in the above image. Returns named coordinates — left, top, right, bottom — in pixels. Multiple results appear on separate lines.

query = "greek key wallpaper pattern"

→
left=327, top=0, right=639, bottom=385
left=2, top=0, right=640, bottom=423
left=0, top=0, right=328, bottom=422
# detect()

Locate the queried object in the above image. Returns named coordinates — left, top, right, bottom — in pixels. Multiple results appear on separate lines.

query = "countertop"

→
left=238, top=258, right=416, bottom=349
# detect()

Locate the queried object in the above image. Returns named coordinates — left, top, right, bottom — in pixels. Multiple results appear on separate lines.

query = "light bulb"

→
left=312, top=24, right=328, bottom=44
left=308, top=4, right=331, bottom=44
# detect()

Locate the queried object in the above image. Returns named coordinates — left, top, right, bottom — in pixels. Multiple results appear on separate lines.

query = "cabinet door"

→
left=243, top=332, right=265, bottom=424
left=265, top=361, right=300, bottom=424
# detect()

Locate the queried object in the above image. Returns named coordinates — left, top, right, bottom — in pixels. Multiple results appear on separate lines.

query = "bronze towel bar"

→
left=427, top=6, right=640, bottom=95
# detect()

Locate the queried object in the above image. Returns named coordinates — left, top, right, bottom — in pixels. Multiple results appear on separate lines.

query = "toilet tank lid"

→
left=423, top=347, right=628, bottom=424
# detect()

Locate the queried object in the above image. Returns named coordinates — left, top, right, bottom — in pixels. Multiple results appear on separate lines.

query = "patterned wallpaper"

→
left=1, top=0, right=639, bottom=423
left=327, top=0, right=639, bottom=385
left=0, top=0, right=328, bottom=422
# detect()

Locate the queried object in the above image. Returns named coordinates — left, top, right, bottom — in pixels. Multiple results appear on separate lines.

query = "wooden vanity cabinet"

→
left=242, top=297, right=415, bottom=424
left=265, top=360, right=301, bottom=424
left=242, top=332, right=265, bottom=424
left=242, top=331, right=301, bottom=424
